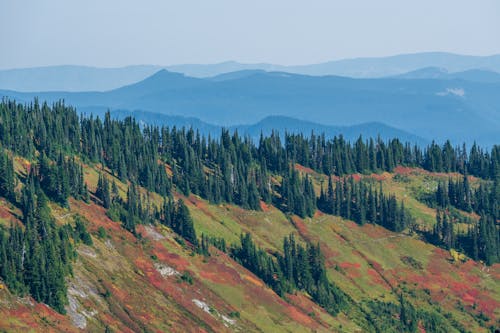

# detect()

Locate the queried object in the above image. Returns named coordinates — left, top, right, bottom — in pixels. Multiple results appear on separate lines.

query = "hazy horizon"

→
left=1, top=51, right=500, bottom=71
left=1, top=0, right=499, bottom=70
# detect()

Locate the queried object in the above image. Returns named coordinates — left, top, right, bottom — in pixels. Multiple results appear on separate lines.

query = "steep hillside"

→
left=0, top=99, right=498, bottom=332
left=1, top=160, right=498, bottom=332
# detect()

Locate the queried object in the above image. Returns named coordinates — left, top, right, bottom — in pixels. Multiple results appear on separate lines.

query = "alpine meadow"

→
left=0, top=1, right=499, bottom=332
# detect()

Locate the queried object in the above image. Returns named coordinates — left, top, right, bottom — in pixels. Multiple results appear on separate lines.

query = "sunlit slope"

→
left=0, top=160, right=498, bottom=332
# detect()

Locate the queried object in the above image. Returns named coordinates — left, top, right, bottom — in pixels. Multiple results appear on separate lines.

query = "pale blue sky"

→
left=1, top=0, right=499, bottom=69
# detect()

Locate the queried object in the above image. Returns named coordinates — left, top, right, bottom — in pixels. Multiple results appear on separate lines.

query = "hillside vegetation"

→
left=0, top=99, right=498, bottom=332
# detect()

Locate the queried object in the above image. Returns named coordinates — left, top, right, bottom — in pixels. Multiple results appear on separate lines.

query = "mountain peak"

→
left=111, top=69, right=204, bottom=95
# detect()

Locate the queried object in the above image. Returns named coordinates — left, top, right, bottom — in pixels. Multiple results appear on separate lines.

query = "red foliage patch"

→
left=319, top=244, right=340, bottom=263
left=396, top=248, right=500, bottom=320
left=313, top=210, right=324, bottom=218
left=259, top=201, right=271, bottom=212
left=367, top=268, right=390, bottom=289
left=343, top=220, right=359, bottom=230
left=294, top=163, right=315, bottom=175
left=198, top=258, right=243, bottom=286
left=393, top=166, right=415, bottom=175
left=291, top=216, right=309, bottom=237
left=351, top=174, right=362, bottom=181
left=361, top=224, right=389, bottom=239
left=286, top=304, right=315, bottom=326
left=369, top=260, right=384, bottom=273
left=339, top=262, right=361, bottom=269
left=2, top=299, right=78, bottom=332
left=241, top=273, right=265, bottom=287
left=339, top=262, right=362, bottom=278
left=370, top=173, right=388, bottom=181
left=70, top=199, right=123, bottom=234
left=151, top=245, right=190, bottom=272
left=0, top=206, right=10, bottom=219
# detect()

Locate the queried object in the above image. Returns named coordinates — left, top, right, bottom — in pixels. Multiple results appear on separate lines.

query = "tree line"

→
left=1, top=99, right=498, bottom=216
left=433, top=175, right=499, bottom=218
left=426, top=174, right=499, bottom=265
left=0, top=97, right=498, bottom=319
left=0, top=173, right=91, bottom=313
left=318, top=176, right=414, bottom=232
left=231, top=233, right=349, bottom=315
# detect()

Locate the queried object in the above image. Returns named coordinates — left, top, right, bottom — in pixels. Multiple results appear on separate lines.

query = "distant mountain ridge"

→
left=168, top=52, right=500, bottom=78
left=100, top=110, right=427, bottom=145
left=2, top=52, right=500, bottom=91
left=1, top=65, right=499, bottom=147
left=395, top=67, right=500, bottom=83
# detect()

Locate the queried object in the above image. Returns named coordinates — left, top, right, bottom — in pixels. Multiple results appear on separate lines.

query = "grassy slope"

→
left=0, top=161, right=498, bottom=332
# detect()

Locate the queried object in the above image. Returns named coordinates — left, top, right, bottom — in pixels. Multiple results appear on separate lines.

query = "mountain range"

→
left=1, top=99, right=498, bottom=332
left=394, top=67, right=500, bottom=83
left=2, top=52, right=500, bottom=91
left=0, top=53, right=499, bottom=332
left=105, top=110, right=427, bottom=145
left=2, top=67, right=499, bottom=146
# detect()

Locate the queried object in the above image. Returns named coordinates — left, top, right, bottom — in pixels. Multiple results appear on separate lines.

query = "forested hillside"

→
left=0, top=98, right=498, bottom=332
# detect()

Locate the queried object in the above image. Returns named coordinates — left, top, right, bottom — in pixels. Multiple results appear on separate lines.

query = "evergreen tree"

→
left=96, top=172, right=111, bottom=208
left=0, top=150, right=15, bottom=200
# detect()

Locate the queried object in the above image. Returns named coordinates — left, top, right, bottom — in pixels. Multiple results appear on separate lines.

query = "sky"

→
left=1, top=0, right=499, bottom=69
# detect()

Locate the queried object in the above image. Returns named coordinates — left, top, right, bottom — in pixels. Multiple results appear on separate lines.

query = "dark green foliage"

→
left=97, top=226, right=107, bottom=239
left=198, top=234, right=228, bottom=256
left=228, top=311, right=240, bottom=318
left=73, top=216, right=93, bottom=246
left=0, top=175, right=74, bottom=314
left=476, top=214, right=500, bottom=265
left=37, top=153, right=88, bottom=207
left=0, top=150, right=15, bottom=200
left=318, top=176, right=413, bottom=232
left=433, top=175, right=472, bottom=213
left=106, top=201, right=125, bottom=222
left=277, top=168, right=316, bottom=217
left=284, top=135, right=498, bottom=181
left=0, top=97, right=498, bottom=321
left=365, top=297, right=463, bottom=333
left=430, top=210, right=455, bottom=250
left=425, top=174, right=499, bottom=265
left=278, top=235, right=348, bottom=315
left=1, top=99, right=497, bottom=220
left=160, top=198, right=198, bottom=247
left=426, top=210, right=500, bottom=265
left=199, top=233, right=210, bottom=256
left=207, top=235, right=227, bottom=253
left=232, top=233, right=288, bottom=295
left=0, top=99, right=171, bottom=196
left=179, top=271, right=194, bottom=285
left=432, top=175, right=498, bottom=219
left=96, top=172, right=111, bottom=209
left=124, top=184, right=139, bottom=234
left=231, top=233, right=348, bottom=316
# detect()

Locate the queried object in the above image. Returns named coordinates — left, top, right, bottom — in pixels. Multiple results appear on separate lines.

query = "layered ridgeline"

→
left=0, top=99, right=499, bottom=332
left=3, top=67, right=500, bottom=147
